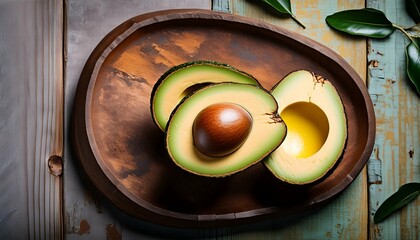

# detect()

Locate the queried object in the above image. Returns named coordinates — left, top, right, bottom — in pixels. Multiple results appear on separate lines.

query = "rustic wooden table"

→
left=0, top=0, right=418, bottom=239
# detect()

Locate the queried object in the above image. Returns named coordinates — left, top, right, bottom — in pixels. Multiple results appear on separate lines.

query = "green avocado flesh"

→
left=264, top=70, right=347, bottom=184
left=166, top=83, right=287, bottom=177
left=151, top=61, right=260, bottom=131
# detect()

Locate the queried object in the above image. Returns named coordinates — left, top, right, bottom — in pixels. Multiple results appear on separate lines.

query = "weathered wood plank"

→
left=64, top=0, right=417, bottom=239
left=213, top=0, right=369, bottom=239
left=0, top=0, right=63, bottom=239
left=64, top=1, right=211, bottom=239
left=367, top=1, right=420, bottom=239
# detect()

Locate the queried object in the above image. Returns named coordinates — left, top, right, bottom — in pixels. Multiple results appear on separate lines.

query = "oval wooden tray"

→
left=72, top=9, right=375, bottom=228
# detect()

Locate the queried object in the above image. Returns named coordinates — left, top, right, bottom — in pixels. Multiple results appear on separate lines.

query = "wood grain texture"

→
left=0, top=0, right=63, bottom=239
left=63, top=0, right=418, bottom=239
left=367, top=1, right=420, bottom=239
left=71, top=9, right=373, bottom=228
left=64, top=1, right=211, bottom=239
left=213, top=0, right=369, bottom=239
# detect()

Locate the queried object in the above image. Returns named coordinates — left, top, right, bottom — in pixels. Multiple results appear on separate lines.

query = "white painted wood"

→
left=0, top=0, right=63, bottom=239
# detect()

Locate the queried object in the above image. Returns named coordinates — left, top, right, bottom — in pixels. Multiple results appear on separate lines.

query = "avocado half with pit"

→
left=166, top=83, right=287, bottom=177
left=264, top=70, right=347, bottom=184
left=151, top=61, right=260, bottom=131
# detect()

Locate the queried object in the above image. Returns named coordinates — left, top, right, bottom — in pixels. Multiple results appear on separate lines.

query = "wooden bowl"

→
left=72, top=9, right=375, bottom=228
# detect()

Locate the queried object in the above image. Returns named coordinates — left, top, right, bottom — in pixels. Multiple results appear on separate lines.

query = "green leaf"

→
left=406, top=38, right=420, bottom=95
left=260, top=0, right=306, bottom=28
left=374, top=182, right=420, bottom=224
left=406, top=0, right=420, bottom=23
left=326, top=8, right=395, bottom=38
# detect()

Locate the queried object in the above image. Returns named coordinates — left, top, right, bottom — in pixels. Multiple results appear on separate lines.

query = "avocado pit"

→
left=192, top=103, right=252, bottom=157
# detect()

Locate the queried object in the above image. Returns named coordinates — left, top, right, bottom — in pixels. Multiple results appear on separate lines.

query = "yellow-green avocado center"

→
left=281, top=102, right=329, bottom=158
left=264, top=70, right=347, bottom=184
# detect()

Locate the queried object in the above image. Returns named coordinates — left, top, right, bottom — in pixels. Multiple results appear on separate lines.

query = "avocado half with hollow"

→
left=166, top=83, right=287, bottom=177
left=264, top=70, right=347, bottom=184
left=151, top=61, right=260, bottom=131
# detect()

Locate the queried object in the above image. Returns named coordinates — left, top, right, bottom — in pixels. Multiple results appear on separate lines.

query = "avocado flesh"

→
left=166, top=83, right=287, bottom=177
left=281, top=102, right=329, bottom=158
left=264, top=70, right=347, bottom=184
left=151, top=61, right=260, bottom=131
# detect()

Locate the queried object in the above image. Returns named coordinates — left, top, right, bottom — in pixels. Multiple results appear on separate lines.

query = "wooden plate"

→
left=72, top=9, right=375, bottom=228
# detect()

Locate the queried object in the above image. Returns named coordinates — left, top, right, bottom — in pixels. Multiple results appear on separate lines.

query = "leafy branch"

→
left=325, top=7, right=420, bottom=95
left=324, top=3, right=420, bottom=224
left=264, top=0, right=420, bottom=224
left=262, top=0, right=420, bottom=223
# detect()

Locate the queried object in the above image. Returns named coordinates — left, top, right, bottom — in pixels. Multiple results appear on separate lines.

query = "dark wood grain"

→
left=72, top=9, right=375, bottom=227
